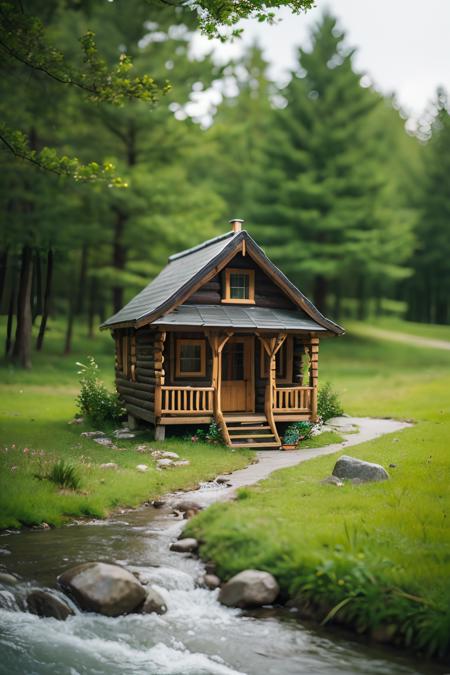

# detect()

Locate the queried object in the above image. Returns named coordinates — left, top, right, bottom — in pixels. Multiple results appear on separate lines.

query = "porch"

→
left=153, top=327, right=319, bottom=448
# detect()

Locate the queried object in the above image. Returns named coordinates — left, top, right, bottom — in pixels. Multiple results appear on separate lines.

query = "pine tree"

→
left=407, top=88, right=450, bottom=324
left=249, top=12, right=385, bottom=314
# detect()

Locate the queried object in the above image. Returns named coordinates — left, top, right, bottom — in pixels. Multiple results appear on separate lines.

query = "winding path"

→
left=351, top=325, right=450, bottom=351
left=179, top=416, right=411, bottom=508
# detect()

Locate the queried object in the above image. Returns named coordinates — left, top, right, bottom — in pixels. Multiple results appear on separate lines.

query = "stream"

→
left=0, top=477, right=446, bottom=675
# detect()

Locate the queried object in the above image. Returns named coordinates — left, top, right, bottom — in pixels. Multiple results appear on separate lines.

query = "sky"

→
left=191, top=0, right=450, bottom=127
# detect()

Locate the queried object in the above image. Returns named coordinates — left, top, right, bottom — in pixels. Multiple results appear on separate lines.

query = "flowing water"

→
left=0, top=482, right=446, bottom=675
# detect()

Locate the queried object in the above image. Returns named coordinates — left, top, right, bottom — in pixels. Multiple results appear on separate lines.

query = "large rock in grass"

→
left=219, top=570, right=279, bottom=608
left=58, top=562, right=146, bottom=617
left=332, top=455, right=389, bottom=483
left=27, top=589, right=74, bottom=621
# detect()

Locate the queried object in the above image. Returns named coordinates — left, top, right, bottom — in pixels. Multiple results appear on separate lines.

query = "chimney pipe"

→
left=229, top=218, right=244, bottom=233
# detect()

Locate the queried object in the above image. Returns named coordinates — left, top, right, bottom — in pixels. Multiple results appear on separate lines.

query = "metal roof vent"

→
left=229, top=218, right=244, bottom=233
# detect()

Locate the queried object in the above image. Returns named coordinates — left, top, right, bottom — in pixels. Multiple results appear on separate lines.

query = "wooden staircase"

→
left=223, top=413, right=281, bottom=449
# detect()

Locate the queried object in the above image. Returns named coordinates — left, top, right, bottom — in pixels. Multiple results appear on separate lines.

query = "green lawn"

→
left=188, top=331, right=450, bottom=659
left=0, top=320, right=254, bottom=528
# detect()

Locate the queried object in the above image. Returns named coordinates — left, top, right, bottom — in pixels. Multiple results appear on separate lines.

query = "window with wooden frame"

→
left=222, top=268, right=255, bottom=304
left=175, top=339, right=206, bottom=378
left=116, top=331, right=136, bottom=380
left=260, top=336, right=293, bottom=383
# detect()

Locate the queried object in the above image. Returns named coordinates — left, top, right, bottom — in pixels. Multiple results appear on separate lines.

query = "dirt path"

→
left=181, top=417, right=411, bottom=507
left=352, top=325, right=450, bottom=351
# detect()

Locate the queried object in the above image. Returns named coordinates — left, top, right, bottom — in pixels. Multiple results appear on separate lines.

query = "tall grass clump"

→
left=318, top=382, right=344, bottom=421
left=77, top=356, right=124, bottom=425
left=47, top=459, right=81, bottom=490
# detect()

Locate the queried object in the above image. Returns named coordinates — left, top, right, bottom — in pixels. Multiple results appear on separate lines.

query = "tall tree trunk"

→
left=356, top=276, right=368, bottom=321
left=36, top=248, right=54, bottom=352
left=87, top=276, right=97, bottom=338
left=5, top=268, right=16, bottom=358
left=0, top=246, right=8, bottom=309
left=12, top=245, right=33, bottom=369
left=333, top=280, right=341, bottom=320
left=313, top=275, right=327, bottom=314
left=112, top=208, right=127, bottom=313
left=64, top=297, right=75, bottom=355
left=76, top=243, right=89, bottom=315
left=32, top=248, right=43, bottom=324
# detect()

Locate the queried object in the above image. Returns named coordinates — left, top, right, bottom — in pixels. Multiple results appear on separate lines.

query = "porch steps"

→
left=223, top=414, right=280, bottom=449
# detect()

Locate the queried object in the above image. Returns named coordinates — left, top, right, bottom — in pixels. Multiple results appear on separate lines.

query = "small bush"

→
left=283, top=421, right=313, bottom=446
left=318, top=382, right=344, bottom=421
left=48, top=459, right=81, bottom=490
left=190, top=421, right=225, bottom=445
left=76, top=356, right=124, bottom=425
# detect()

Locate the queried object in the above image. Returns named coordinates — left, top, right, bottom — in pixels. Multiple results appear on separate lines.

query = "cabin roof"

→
left=101, top=229, right=344, bottom=335
left=153, top=305, right=327, bottom=332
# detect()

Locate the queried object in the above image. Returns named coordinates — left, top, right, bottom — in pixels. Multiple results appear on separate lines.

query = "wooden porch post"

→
left=154, top=330, right=166, bottom=434
left=207, top=331, right=233, bottom=446
left=310, top=336, right=319, bottom=421
left=258, top=333, right=286, bottom=446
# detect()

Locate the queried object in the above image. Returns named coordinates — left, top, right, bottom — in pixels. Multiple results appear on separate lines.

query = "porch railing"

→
left=272, top=385, right=313, bottom=413
left=160, top=386, right=214, bottom=415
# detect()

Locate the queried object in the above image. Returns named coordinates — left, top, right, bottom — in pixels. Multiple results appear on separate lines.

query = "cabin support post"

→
left=128, top=414, right=139, bottom=431
left=258, top=333, right=286, bottom=446
left=207, top=331, right=233, bottom=446
left=155, top=424, right=165, bottom=441
left=310, top=336, right=319, bottom=421
left=154, top=329, right=166, bottom=428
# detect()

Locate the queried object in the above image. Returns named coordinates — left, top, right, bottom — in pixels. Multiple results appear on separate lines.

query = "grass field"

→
left=187, top=330, right=450, bottom=659
left=0, top=320, right=254, bottom=529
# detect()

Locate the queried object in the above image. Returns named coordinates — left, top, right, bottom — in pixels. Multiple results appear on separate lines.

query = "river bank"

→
left=0, top=422, right=446, bottom=675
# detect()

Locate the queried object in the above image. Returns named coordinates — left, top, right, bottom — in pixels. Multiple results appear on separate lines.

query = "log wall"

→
left=114, top=326, right=156, bottom=424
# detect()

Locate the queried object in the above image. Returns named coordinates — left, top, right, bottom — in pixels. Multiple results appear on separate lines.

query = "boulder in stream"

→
left=27, top=589, right=74, bottom=621
left=332, top=455, right=389, bottom=483
left=170, top=538, right=198, bottom=553
left=141, top=587, right=167, bottom=615
left=0, top=572, right=19, bottom=585
left=219, top=570, right=279, bottom=608
left=203, top=574, right=221, bottom=590
left=58, top=562, right=146, bottom=617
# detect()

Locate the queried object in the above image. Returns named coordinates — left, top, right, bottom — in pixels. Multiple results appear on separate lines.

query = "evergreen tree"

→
left=202, top=43, right=274, bottom=219
left=249, top=13, right=385, bottom=314
left=407, top=88, right=450, bottom=324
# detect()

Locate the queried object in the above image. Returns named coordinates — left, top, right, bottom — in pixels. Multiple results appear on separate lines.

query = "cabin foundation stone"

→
left=154, top=424, right=166, bottom=441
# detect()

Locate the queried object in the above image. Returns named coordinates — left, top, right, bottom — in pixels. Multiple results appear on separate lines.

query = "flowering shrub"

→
left=318, top=382, right=344, bottom=421
left=76, top=356, right=124, bottom=425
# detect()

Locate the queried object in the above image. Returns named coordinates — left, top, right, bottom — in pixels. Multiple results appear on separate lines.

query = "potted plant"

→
left=281, top=422, right=313, bottom=450
left=281, top=426, right=300, bottom=451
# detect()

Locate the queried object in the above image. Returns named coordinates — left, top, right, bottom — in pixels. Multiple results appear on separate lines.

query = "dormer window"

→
left=222, top=268, right=255, bottom=304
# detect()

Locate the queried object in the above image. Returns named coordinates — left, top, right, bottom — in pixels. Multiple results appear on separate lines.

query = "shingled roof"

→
left=101, top=230, right=344, bottom=335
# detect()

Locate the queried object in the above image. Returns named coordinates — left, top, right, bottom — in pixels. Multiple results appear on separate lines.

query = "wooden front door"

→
left=221, top=337, right=254, bottom=412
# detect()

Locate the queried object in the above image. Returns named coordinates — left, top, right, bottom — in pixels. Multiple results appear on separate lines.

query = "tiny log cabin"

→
left=101, top=220, right=344, bottom=448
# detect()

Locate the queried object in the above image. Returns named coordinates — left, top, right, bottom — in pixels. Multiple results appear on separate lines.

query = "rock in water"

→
left=170, top=538, right=198, bottom=553
left=27, top=590, right=74, bottom=621
left=332, top=455, right=389, bottom=482
left=141, top=588, right=167, bottom=615
left=203, top=574, right=221, bottom=590
left=58, top=562, right=146, bottom=617
left=219, top=570, right=279, bottom=608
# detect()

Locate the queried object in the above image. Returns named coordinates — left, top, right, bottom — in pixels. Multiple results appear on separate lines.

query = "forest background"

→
left=1, top=0, right=449, bottom=369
